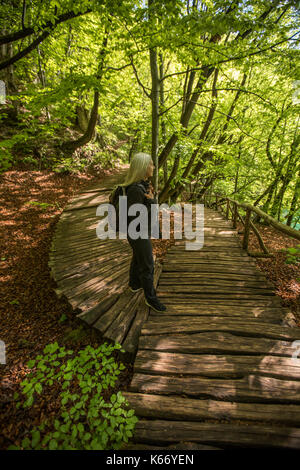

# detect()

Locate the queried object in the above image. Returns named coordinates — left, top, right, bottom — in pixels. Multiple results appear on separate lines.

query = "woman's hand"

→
left=145, top=181, right=155, bottom=199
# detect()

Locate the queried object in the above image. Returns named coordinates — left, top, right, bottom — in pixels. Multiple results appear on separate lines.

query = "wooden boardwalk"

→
left=49, top=174, right=300, bottom=449
left=124, top=207, right=300, bottom=449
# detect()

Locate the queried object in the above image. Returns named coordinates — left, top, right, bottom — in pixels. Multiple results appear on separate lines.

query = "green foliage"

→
left=284, top=245, right=300, bottom=265
left=2, top=0, right=299, bottom=219
left=0, top=133, right=28, bottom=173
left=26, top=201, right=54, bottom=211
left=10, top=342, right=138, bottom=450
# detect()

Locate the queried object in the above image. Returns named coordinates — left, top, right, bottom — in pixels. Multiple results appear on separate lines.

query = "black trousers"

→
left=127, top=236, right=157, bottom=303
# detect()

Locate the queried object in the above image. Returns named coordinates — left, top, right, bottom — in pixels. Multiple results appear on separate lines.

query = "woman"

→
left=119, top=152, right=166, bottom=313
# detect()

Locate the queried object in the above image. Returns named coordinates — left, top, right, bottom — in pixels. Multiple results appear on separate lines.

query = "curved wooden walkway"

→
left=49, top=173, right=300, bottom=449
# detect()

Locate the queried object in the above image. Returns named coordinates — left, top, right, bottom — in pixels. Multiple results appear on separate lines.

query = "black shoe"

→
left=145, top=297, right=167, bottom=312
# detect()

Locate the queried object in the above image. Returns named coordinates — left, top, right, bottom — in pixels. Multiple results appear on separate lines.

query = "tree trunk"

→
left=149, top=0, right=160, bottom=196
left=159, top=53, right=168, bottom=187
left=287, top=173, right=299, bottom=227
left=61, top=28, right=109, bottom=154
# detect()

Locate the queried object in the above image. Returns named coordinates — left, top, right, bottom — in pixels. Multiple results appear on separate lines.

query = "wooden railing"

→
left=201, top=193, right=300, bottom=258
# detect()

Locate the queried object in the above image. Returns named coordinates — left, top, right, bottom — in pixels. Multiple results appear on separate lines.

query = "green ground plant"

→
left=9, top=342, right=138, bottom=450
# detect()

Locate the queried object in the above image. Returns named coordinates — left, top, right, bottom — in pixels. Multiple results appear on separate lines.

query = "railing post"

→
left=226, top=199, right=229, bottom=219
left=216, top=194, right=218, bottom=209
left=243, top=208, right=251, bottom=251
left=233, top=202, right=237, bottom=229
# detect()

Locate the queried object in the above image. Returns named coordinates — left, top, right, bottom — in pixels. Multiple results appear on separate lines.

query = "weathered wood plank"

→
left=140, top=316, right=300, bottom=340
left=104, top=291, right=144, bottom=344
left=138, top=332, right=293, bottom=356
left=158, top=285, right=275, bottom=295
left=123, top=392, right=300, bottom=426
left=76, top=293, right=120, bottom=325
left=93, top=289, right=137, bottom=334
left=161, top=264, right=264, bottom=273
left=161, top=298, right=282, bottom=307
left=157, top=292, right=280, bottom=301
left=132, top=419, right=300, bottom=448
left=70, top=271, right=129, bottom=311
left=129, top=373, right=300, bottom=403
left=55, top=262, right=130, bottom=299
left=55, top=258, right=129, bottom=292
left=134, top=350, right=300, bottom=381
left=159, top=273, right=268, bottom=282
left=149, top=309, right=284, bottom=324
left=50, top=246, right=129, bottom=275
left=159, top=279, right=274, bottom=290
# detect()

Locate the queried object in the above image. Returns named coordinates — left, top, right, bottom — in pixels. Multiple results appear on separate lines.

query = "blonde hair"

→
left=119, top=152, right=152, bottom=187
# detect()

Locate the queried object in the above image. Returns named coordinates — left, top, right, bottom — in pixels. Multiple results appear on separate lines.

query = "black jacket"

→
left=125, top=179, right=161, bottom=238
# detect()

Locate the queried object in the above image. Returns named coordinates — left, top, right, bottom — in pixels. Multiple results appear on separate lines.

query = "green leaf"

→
left=31, top=430, right=40, bottom=448
left=35, top=383, right=42, bottom=394
left=24, top=395, right=34, bottom=408
left=27, top=360, right=36, bottom=368
left=111, top=394, right=116, bottom=403
left=21, top=437, right=31, bottom=449
left=49, top=439, right=58, bottom=450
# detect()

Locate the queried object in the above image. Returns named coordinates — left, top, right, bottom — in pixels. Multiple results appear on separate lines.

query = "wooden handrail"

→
left=200, top=192, right=300, bottom=258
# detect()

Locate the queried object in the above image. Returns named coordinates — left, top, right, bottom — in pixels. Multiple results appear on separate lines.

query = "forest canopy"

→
left=0, top=0, right=299, bottom=226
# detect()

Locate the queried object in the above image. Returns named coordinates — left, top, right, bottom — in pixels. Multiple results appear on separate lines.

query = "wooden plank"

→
left=70, top=271, right=129, bottom=311
left=160, top=298, right=282, bottom=306
left=157, top=292, right=279, bottom=301
left=149, top=309, right=283, bottom=324
left=138, top=332, right=293, bottom=356
left=161, top=264, right=263, bottom=273
left=158, top=286, right=275, bottom=294
left=50, top=246, right=128, bottom=276
left=55, top=262, right=130, bottom=299
left=56, top=253, right=129, bottom=280
left=104, top=290, right=144, bottom=344
left=93, top=289, right=137, bottom=334
left=51, top=240, right=128, bottom=259
left=64, top=191, right=113, bottom=212
left=166, top=246, right=245, bottom=253
left=134, top=350, right=300, bottom=381
left=159, top=279, right=274, bottom=289
left=58, top=258, right=128, bottom=289
left=52, top=233, right=113, bottom=249
left=123, top=392, right=300, bottom=426
left=125, top=442, right=221, bottom=450
left=77, top=293, right=120, bottom=325
left=132, top=419, right=300, bottom=448
left=74, top=284, right=127, bottom=312
left=129, top=373, right=300, bottom=403
left=151, top=304, right=284, bottom=323
left=55, top=258, right=129, bottom=292
left=159, top=272, right=267, bottom=281
left=140, top=316, right=300, bottom=340
left=164, top=255, right=256, bottom=264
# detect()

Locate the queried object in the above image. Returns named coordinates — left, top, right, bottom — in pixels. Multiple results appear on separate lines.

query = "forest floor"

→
left=0, top=167, right=299, bottom=449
